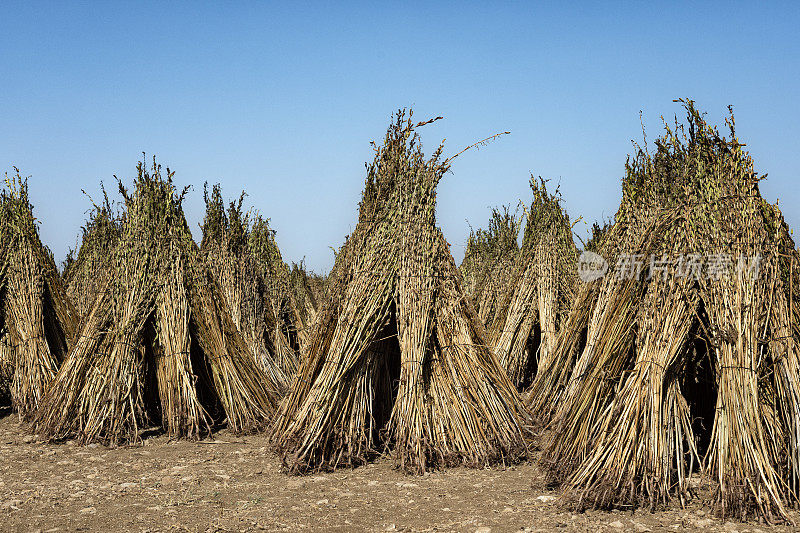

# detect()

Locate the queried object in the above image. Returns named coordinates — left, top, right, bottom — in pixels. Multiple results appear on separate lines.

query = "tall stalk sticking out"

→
left=276, top=110, right=528, bottom=474
left=0, top=170, right=78, bottom=418
left=36, top=158, right=281, bottom=444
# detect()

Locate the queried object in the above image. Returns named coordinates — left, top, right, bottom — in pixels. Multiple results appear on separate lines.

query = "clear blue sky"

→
left=1, top=2, right=798, bottom=273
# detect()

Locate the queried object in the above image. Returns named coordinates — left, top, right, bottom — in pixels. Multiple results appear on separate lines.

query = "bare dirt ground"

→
left=0, top=413, right=794, bottom=533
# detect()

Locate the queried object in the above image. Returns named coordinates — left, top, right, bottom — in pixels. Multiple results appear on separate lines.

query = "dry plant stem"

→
left=702, top=247, right=786, bottom=520
left=7, top=240, right=57, bottom=416
left=199, top=185, right=300, bottom=387
left=34, top=288, right=113, bottom=441
left=533, top=102, right=800, bottom=523
left=567, top=271, right=700, bottom=510
left=36, top=158, right=279, bottom=444
left=187, top=262, right=280, bottom=434
left=0, top=173, right=78, bottom=418
left=460, top=205, right=521, bottom=326
left=488, top=178, right=577, bottom=390
left=528, top=277, right=601, bottom=422
left=494, top=262, right=538, bottom=386
left=63, top=199, right=121, bottom=318
left=277, top=110, right=528, bottom=474
left=155, top=255, right=211, bottom=438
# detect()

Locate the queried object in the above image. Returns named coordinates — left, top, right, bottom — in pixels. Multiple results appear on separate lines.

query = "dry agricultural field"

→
left=2, top=104, right=799, bottom=531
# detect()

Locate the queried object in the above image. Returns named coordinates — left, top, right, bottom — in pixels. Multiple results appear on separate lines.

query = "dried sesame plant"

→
left=288, top=260, right=325, bottom=336
left=531, top=101, right=800, bottom=523
left=200, top=184, right=303, bottom=390
left=248, top=213, right=307, bottom=374
left=35, top=158, right=280, bottom=444
left=62, top=186, right=122, bottom=318
left=488, top=178, right=578, bottom=389
left=0, top=170, right=78, bottom=418
left=276, top=110, right=528, bottom=474
left=460, top=205, right=522, bottom=327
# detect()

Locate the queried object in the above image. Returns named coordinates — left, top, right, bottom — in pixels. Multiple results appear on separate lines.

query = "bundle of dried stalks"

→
left=200, top=184, right=296, bottom=389
left=249, top=214, right=309, bottom=372
left=0, top=170, right=78, bottom=418
left=460, top=205, right=522, bottom=327
left=288, top=260, right=326, bottom=334
left=276, top=110, right=528, bottom=474
left=488, top=178, right=577, bottom=389
left=62, top=186, right=122, bottom=317
left=35, top=158, right=280, bottom=444
left=533, top=101, right=800, bottom=523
